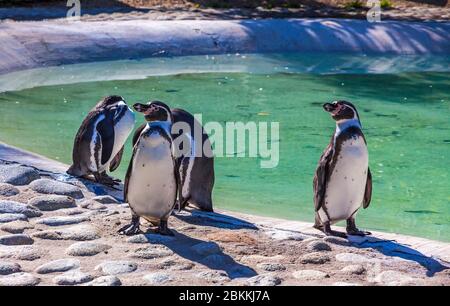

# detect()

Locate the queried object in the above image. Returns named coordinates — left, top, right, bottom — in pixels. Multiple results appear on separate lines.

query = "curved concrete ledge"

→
left=1, top=18, right=449, bottom=75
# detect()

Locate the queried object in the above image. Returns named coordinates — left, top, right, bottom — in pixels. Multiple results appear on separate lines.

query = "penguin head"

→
left=323, top=100, right=360, bottom=122
left=133, top=101, right=173, bottom=123
left=98, top=95, right=131, bottom=120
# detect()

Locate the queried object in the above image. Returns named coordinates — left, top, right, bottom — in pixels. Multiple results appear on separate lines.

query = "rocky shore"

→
left=0, top=151, right=449, bottom=286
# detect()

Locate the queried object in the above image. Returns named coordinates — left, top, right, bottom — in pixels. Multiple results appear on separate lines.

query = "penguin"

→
left=119, top=101, right=178, bottom=236
left=313, top=100, right=372, bottom=238
left=132, top=107, right=214, bottom=212
left=67, top=95, right=135, bottom=186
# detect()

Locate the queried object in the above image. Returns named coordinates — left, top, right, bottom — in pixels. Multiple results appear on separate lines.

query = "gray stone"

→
left=341, top=264, right=366, bottom=275
left=292, top=270, right=329, bottom=280
left=0, top=234, right=33, bottom=245
left=130, top=246, right=173, bottom=259
left=91, top=195, right=119, bottom=204
left=29, top=179, right=83, bottom=199
left=306, top=240, right=332, bottom=252
left=0, top=164, right=40, bottom=186
left=335, top=253, right=372, bottom=263
left=373, top=270, right=416, bottom=286
left=35, top=259, right=80, bottom=274
left=196, top=270, right=229, bottom=283
left=78, top=199, right=107, bottom=210
left=203, top=254, right=232, bottom=266
left=84, top=275, right=121, bottom=286
left=143, top=272, right=172, bottom=285
left=0, top=262, right=21, bottom=275
left=257, top=263, right=286, bottom=272
left=247, top=274, right=281, bottom=286
left=265, top=229, right=309, bottom=241
left=0, top=272, right=40, bottom=286
left=66, top=242, right=111, bottom=256
left=0, top=245, right=43, bottom=261
left=156, top=259, right=194, bottom=271
left=0, top=183, right=19, bottom=197
left=127, top=233, right=175, bottom=244
left=323, top=236, right=351, bottom=246
left=191, top=242, right=221, bottom=256
left=0, top=221, right=34, bottom=234
left=53, top=270, right=93, bottom=285
left=0, top=200, right=42, bottom=218
left=0, top=213, right=27, bottom=223
left=95, top=261, right=137, bottom=275
left=300, top=252, right=331, bottom=264
left=35, top=215, right=90, bottom=226
left=29, top=195, right=76, bottom=211
left=32, top=224, right=100, bottom=241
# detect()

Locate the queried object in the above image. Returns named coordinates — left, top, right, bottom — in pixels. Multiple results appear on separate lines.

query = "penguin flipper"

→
left=109, top=146, right=124, bottom=172
left=96, top=112, right=115, bottom=166
left=132, top=123, right=146, bottom=147
left=363, top=168, right=372, bottom=209
left=313, top=144, right=333, bottom=212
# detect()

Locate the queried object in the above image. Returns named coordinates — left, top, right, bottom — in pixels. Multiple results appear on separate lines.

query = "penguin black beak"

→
left=323, top=103, right=336, bottom=113
left=133, top=103, right=148, bottom=113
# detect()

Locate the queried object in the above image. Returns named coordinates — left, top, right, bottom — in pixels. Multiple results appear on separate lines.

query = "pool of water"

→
left=0, top=53, right=449, bottom=242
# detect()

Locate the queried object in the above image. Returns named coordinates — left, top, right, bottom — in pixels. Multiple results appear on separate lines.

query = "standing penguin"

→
left=313, top=100, right=372, bottom=237
left=119, top=101, right=178, bottom=236
left=132, top=107, right=214, bottom=212
left=67, top=96, right=135, bottom=186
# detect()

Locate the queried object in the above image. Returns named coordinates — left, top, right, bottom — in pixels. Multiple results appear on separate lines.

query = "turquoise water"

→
left=0, top=53, right=449, bottom=241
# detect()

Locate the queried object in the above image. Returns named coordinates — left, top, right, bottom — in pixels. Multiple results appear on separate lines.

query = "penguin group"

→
left=68, top=96, right=372, bottom=238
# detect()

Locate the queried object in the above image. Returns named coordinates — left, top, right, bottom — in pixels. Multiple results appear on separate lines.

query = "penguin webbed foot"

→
left=118, top=216, right=141, bottom=236
left=156, top=220, right=174, bottom=236
left=322, top=222, right=347, bottom=238
left=346, top=218, right=371, bottom=236
left=94, top=172, right=121, bottom=187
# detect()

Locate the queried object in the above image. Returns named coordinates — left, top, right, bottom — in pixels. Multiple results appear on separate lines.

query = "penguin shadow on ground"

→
left=173, top=209, right=258, bottom=230
left=348, top=235, right=449, bottom=277
left=142, top=230, right=257, bottom=280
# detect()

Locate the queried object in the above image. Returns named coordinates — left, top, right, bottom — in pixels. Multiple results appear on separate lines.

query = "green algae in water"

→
left=0, top=71, right=449, bottom=242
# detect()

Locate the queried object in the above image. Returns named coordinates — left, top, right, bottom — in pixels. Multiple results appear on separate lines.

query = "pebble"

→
left=0, top=234, right=34, bottom=246
left=341, top=264, right=366, bottom=275
left=0, top=245, right=43, bottom=261
left=35, top=259, right=80, bottom=274
left=335, top=253, right=372, bottom=263
left=257, top=263, right=286, bottom=272
left=292, top=270, right=329, bottom=280
left=143, top=272, right=172, bottom=285
left=323, top=236, right=351, bottom=246
left=0, top=262, right=22, bottom=275
left=0, top=164, right=40, bottom=186
left=91, top=195, right=119, bottom=204
left=0, top=221, right=34, bottom=234
left=84, top=275, right=121, bottom=286
left=127, top=233, right=176, bottom=244
left=29, top=179, right=84, bottom=199
left=196, top=270, right=229, bottom=283
left=95, top=261, right=137, bottom=275
left=35, top=215, right=90, bottom=226
left=306, top=240, right=332, bottom=252
left=66, top=242, right=111, bottom=256
left=0, top=272, right=40, bottom=286
left=300, top=252, right=331, bottom=264
left=32, top=224, right=99, bottom=241
left=191, top=242, right=221, bottom=256
left=0, top=183, right=20, bottom=197
left=28, top=195, right=76, bottom=211
left=246, top=274, right=282, bottom=286
left=0, top=200, right=42, bottom=218
left=130, top=246, right=173, bottom=259
left=0, top=213, right=27, bottom=223
left=373, top=270, right=416, bottom=286
left=53, top=270, right=93, bottom=285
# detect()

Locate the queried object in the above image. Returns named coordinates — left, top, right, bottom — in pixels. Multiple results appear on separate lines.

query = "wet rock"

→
left=130, top=246, right=173, bottom=259
left=0, top=200, right=42, bottom=218
left=191, top=242, right=221, bottom=256
left=143, top=272, right=172, bottom=285
left=292, top=270, right=329, bottom=280
left=35, top=215, right=90, bottom=226
left=84, top=275, right=121, bottom=286
left=95, top=261, right=137, bottom=275
left=54, top=270, right=93, bottom=285
left=246, top=274, right=281, bottom=286
left=257, top=263, right=286, bottom=272
left=323, top=236, right=350, bottom=246
left=336, top=253, right=372, bottom=263
left=35, top=259, right=80, bottom=274
left=91, top=195, right=119, bottom=204
left=29, top=195, right=76, bottom=211
left=300, top=252, right=331, bottom=264
left=0, top=183, right=19, bottom=197
left=0, top=221, right=34, bottom=234
left=0, top=234, right=33, bottom=245
left=0, top=272, right=40, bottom=286
left=32, top=224, right=99, bottom=241
left=0, top=164, right=40, bottom=186
left=29, top=179, right=83, bottom=199
left=0, top=245, right=43, bottom=261
left=0, top=213, right=27, bottom=223
left=196, top=270, right=229, bottom=283
left=0, top=262, right=21, bottom=275
left=341, top=264, right=366, bottom=275
left=306, top=240, right=332, bottom=252
left=127, top=233, right=175, bottom=244
left=373, top=270, right=416, bottom=286
left=66, top=242, right=111, bottom=256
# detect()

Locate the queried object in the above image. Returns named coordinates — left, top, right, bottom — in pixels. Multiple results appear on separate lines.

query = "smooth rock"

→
left=373, top=270, right=416, bottom=286
left=196, top=270, right=229, bottom=283
left=0, top=183, right=19, bottom=197
left=35, top=259, right=80, bottom=274
left=143, top=272, right=172, bottom=285
left=300, top=252, right=331, bottom=264
left=0, top=213, right=27, bottom=223
left=0, top=221, right=34, bottom=234
left=336, top=253, right=372, bottom=263
left=191, top=242, right=221, bottom=256
left=265, top=229, right=309, bottom=241
left=0, top=245, right=43, bottom=261
left=0, top=234, right=33, bottom=246
left=333, top=282, right=361, bottom=286
left=0, top=262, right=22, bottom=275
left=130, top=246, right=173, bottom=259
left=29, top=195, right=76, bottom=211
left=127, top=233, right=175, bottom=244
left=0, top=164, right=40, bottom=186
left=29, top=179, right=83, bottom=199
left=341, top=264, right=366, bottom=275
left=246, top=274, right=281, bottom=286
left=306, top=240, right=332, bottom=252
left=257, top=263, right=286, bottom=272
left=78, top=199, right=107, bottom=210
left=32, top=224, right=99, bottom=241
left=323, top=236, right=351, bottom=246
left=66, top=242, right=111, bottom=256
left=54, top=270, right=93, bottom=285
left=84, top=275, right=121, bottom=286
left=0, top=200, right=42, bottom=218
left=95, top=261, right=137, bottom=275
left=292, top=270, right=329, bottom=280
left=156, top=259, right=194, bottom=271
left=91, top=195, right=119, bottom=204
left=35, top=215, right=90, bottom=226
left=0, top=272, right=40, bottom=286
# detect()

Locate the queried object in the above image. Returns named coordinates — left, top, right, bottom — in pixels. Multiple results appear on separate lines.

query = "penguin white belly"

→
left=319, top=137, right=368, bottom=223
left=127, top=136, right=177, bottom=222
